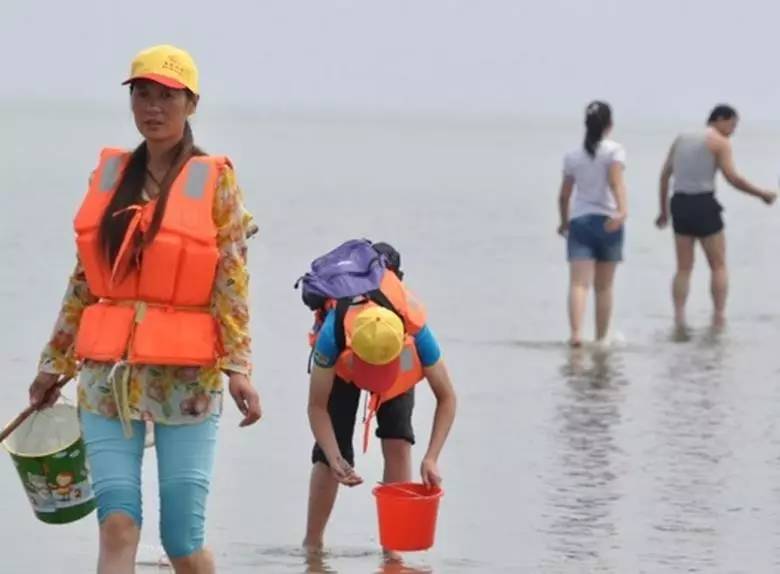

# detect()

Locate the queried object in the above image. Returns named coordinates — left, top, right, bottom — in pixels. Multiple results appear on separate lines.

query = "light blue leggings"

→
left=79, top=410, right=219, bottom=559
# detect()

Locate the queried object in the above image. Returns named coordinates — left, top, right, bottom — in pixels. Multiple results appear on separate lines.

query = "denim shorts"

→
left=567, top=214, right=624, bottom=262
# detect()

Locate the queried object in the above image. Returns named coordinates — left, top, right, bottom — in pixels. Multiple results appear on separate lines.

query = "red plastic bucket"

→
left=372, top=482, right=443, bottom=551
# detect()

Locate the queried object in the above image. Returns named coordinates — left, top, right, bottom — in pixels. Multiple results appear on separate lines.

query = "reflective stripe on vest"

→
left=100, top=154, right=123, bottom=192
left=399, top=347, right=414, bottom=372
left=184, top=161, right=209, bottom=199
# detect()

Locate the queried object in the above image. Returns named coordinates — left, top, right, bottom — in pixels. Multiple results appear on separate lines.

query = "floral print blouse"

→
left=39, top=164, right=254, bottom=425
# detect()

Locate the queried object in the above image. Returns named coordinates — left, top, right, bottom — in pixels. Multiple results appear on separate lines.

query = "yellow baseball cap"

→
left=350, top=307, right=405, bottom=394
left=122, top=44, right=199, bottom=95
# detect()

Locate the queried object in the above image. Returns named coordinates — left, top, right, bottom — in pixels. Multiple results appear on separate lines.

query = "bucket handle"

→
left=376, top=482, right=429, bottom=498
left=0, top=375, right=73, bottom=445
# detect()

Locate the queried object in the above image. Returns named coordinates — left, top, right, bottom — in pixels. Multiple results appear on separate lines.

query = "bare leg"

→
left=382, top=439, right=412, bottom=484
left=568, top=260, right=595, bottom=346
left=98, top=514, right=141, bottom=574
left=169, top=550, right=215, bottom=574
left=303, top=462, right=340, bottom=552
left=673, top=234, right=696, bottom=330
left=594, top=262, right=618, bottom=341
left=701, top=231, right=728, bottom=329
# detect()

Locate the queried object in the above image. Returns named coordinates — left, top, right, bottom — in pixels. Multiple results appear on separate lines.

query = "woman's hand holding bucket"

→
left=29, top=372, right=63, bottom=410
left=1, top=373, right=73, bottom=446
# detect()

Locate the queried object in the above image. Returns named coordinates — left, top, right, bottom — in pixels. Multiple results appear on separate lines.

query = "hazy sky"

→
left=2, top=0, right=778, bottom=121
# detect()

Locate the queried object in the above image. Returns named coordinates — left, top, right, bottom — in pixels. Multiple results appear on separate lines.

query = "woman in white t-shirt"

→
left=557, top=101, right=628, bottom=347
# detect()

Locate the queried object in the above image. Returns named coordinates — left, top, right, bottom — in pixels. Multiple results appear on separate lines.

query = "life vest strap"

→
left=362, top=392, right=381, bottom=453
left=94, top=298, right=213, bottom=439
left=98, top=298, right=212, bottom=314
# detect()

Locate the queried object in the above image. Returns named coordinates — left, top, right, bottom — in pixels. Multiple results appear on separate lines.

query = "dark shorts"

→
left=671, top=192, right=724, bottom=238
left=311, top=377, right=415, bottom=467
left=567, top=214, right=624, bottom=262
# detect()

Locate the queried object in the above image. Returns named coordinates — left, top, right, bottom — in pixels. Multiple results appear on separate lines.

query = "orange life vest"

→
left=73, top=147, right=226, bottom=367
left=309, top=271, right=427, bottom=451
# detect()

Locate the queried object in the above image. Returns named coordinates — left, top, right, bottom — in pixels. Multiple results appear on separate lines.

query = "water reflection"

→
left=542, top=347, right=627, bottom=570
left=373, top=560, right=433, bottom=574
left=303, top=549, right=338, bottom=574
left=643, top=334, right=730, bottom=570
left=303, top=549, right=432, bottom=574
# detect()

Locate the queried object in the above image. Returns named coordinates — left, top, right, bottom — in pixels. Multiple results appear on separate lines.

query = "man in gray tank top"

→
left=671, top=133, right=718, bottom=194
left=656, top=105, right=776, bottom=333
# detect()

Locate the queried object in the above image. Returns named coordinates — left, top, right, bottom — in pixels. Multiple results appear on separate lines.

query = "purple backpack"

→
left=295, top=239, right=388, bottom=311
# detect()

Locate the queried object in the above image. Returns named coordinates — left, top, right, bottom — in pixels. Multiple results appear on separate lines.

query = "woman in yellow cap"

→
left=28, top=44, right=261, bottom=573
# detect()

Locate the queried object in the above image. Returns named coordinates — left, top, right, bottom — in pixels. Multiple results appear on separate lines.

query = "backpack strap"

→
left=307, top=299, right=353, bottom=372
left=306, top=308, right=324, bottom=374
left=367, top=289, right=406, bottom=330
left=332, top=288, right=405, bottom=354
left=306, top=347, right=315, bottom=374
left=333, top=297, right=353, bottom=353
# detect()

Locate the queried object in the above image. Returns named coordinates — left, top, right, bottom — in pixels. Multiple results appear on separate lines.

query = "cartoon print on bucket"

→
left=3, top=404, right=95, bottom=524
